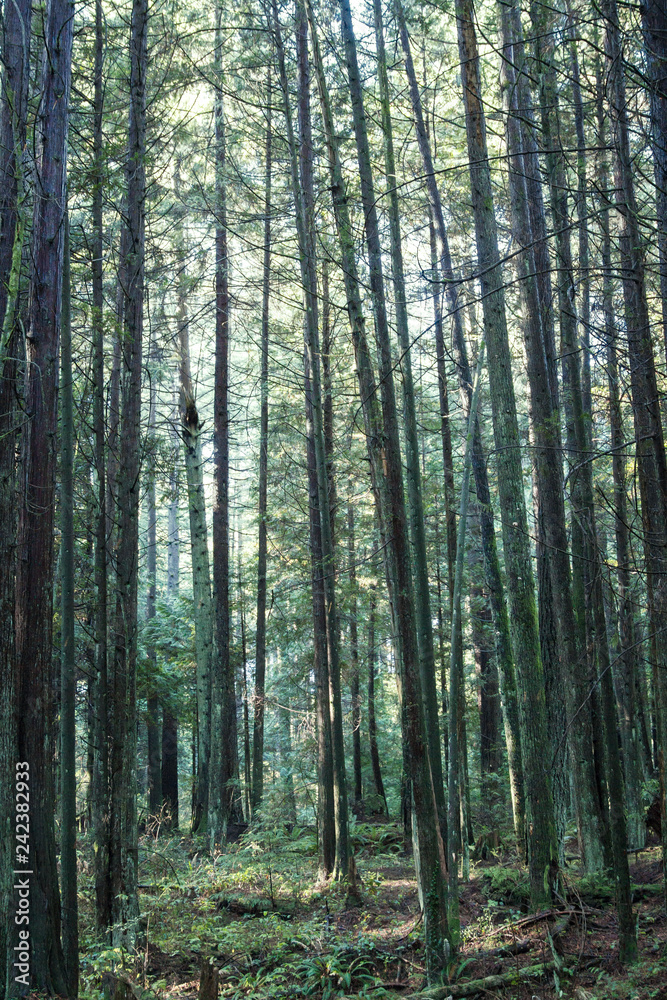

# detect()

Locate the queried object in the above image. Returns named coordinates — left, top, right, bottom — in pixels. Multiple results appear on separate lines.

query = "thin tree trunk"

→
left=308, top=0, right=449, bottom=961
left=429, top=224, right=455, bottom=764
left=90, top=0, right=112, bottom=934
left=605, top=0, right=667, bottom=899
left=334, top=0, right=450, bottom=965
left=592, top=542, right=638, bottom=961
left=498, top=0, right=604, bottom=870
left=109, top=0, right=147, bottom=944
left=641, top=0, right=667, bottom=359
left=348, top=499, right=363, bottom=815
left=468, top=508, right=501, bottom=824
left=175, top=181, right=213, bottom=833
left=373, top=0, right=446, bottom=834
left=449, top=337, right=486, bottom=945
left=596, top=67, right=645, bottom=849
left=276, top=0, right=351, bottom=884
left=395, top=0, right=525, bottom=855
left=168, top=387, right=180, bottom=597
left=252, top=77, right=271, bottom=815
left=367, top=580, right=388, bottom=815
left=241, top=607, right=252, bottom=822
left=147, top=335, right=161, bottom=818
left=529, top=0, right=608, bottom=870
left=60, top=214, right=78, bottom=996
left=210, top=2, right=241, bottom=843
left=451, top=0, right=557, bottom=906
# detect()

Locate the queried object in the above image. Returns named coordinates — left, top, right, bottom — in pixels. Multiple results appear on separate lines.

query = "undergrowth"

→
left=76, top=824, right=667, bottom=1000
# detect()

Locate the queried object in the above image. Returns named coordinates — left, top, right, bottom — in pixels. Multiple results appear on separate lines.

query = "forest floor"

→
left=78, top=820, right=667, bottom=1000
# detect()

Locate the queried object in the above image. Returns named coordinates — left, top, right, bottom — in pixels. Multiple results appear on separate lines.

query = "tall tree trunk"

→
left=595, top=66, right=645, bottom=849
left=235, top=533, right=252, bottom=819
left=13, top=0, right=73, bottom=986
left=451, top=0, right=557, bottom=907
left=252, top=77, right=271, bottom=816
left=90, top=0, right=112, bottom=934
left=528, top=0, right=608, bottom=869
left=449, top=336, right=486, bottom=945
left=373, top=0, right=446, bottom=834
left=591, top=532, right=638, bottom=961
left=367, top=580, right=387, bottom=815
left=395, top=0, right=525, bottom=855
left=240, top=590, right=252, bottom=821
left=468, top=508, right=501, bottom=824
left=348, top=499, right=363, bottom=815
left=429, top=222, right=455, bottom=756
left=109, top=0, right=147, bottom=944
left=334, top=0, right=450, bottom=965
left=209, top=3, right=241, bottom=844
left=605, top=0, right=667, bottom=899
left=641, top=0, right=667, bottom=358
left=308, top=0, right=450, bottom=962
left=288, top=1, right=334, bottom=878
left=60, top=214, right=78, bottom=997
left=503, top=0, right=569, bottom=856
left=175, top=165, right=213, bottom=836
left=146, top=336, right=161, bottom=818
left=498, top=0, right=603, bottom=869
left=0, top=0, right=31, bottom=980
left=276, top=0, right=351, bottom=884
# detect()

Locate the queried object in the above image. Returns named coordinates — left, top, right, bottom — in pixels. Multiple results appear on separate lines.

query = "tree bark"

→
left=334, top=0, right=450, bottom=965
left=395, top=0, right=525, bottom=856
left=373, top=0, right=446, bottom=834
left=60, top=214, right=78, bottom=996
left=596, top=66, right=645, bottom=848
left=452, top=0, right=557, bottom=907
left=529, top=0, right=607, bottom=870
left=252, top=75, right=272, bottom=816
left=367, top=580, right=388, bottom=816
left=109, top=0, right=147, bottom=944
left=0, top=0, right=31, bottom=980
left=90, top=0, right=112, bottom=935
left=274, top=0, right=346, bottom=878
left=209, top=2, right=242, bottom=845
left=348, top=499, right=363, bottom=815
left=146, top=335, right=161, bottom=819
left=605, top=0, right=667, bottom=899
left=448, top=336, right=486, bottom=945
left=13, top=0, right=73, bottom=987
left=175, top=162, right=213, bottom=836
left=641, top=0, right=667, bottom=359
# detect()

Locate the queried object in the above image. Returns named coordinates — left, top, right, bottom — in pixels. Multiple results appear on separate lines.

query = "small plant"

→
left=482, top=866, right=530, bottom=906
left=296, top=942, right=384, bottom=999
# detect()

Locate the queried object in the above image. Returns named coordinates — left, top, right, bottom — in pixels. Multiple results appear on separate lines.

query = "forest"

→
left=1, top=0, right=667, bottom=997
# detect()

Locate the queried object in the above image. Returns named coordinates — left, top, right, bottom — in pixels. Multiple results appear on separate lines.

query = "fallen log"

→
left=404, top=961, right=556, bottom=999
left=461, top=937, right=532, bottom=962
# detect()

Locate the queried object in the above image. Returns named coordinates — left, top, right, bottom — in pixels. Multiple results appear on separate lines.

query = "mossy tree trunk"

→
left=251, top=72, right=272, bottom=817
left=395, top=0, right=525, bottom=856
left=453, top=0, right=558, bottom=908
